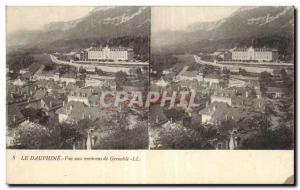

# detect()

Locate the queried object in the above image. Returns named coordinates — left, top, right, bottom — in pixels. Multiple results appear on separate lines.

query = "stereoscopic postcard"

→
left=6, top=6, right=295, bottom=184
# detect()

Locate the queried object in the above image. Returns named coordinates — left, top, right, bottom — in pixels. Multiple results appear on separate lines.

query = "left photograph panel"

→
left=6, top=6, right=150, bottom=149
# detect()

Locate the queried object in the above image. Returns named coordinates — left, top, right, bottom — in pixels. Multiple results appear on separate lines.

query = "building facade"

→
left=80, top=46, right=134, bottom=61
left=227, top=47, right=278, bottom=62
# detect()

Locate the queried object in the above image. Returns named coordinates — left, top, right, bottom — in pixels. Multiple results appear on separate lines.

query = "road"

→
left=194, top=55, right=293, bottom=73
left=50, top=54, right=148, bottom=74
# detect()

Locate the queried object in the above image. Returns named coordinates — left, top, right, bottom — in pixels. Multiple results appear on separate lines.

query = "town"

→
left=149, top=45, right=294, bottom=150
left=7, top=45, right=150, bottom=149
left=6, top=44, right=294, bottom=150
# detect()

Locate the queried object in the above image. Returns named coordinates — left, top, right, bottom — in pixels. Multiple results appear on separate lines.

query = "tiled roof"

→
left=55, top=101, right=109, bottom=123
left=266, top=86, right=285, bottom=94
left=42, top=96, right=63, bottom=110
left=180, top=71, right=199, bottom=77
left=199, top=102, right=248, bottom=122
left=89, top=46, right=133, bottom=52
left=33, top=90, right=47, bottom=100
left=69, top=88, right=93, bottom=97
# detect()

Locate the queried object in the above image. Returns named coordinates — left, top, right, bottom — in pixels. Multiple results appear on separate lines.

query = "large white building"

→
left=80, top=46, right=134, bottom=61
left=229, top=46, right=278, bottom=62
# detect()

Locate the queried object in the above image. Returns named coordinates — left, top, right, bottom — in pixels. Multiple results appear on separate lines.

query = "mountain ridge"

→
left=7, top=6, right=150, bottom=48
left=152, top=6, right=294, bottom=49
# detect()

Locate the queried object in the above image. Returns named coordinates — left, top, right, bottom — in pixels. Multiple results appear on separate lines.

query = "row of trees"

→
left=7, top=51, right=34, bottom=72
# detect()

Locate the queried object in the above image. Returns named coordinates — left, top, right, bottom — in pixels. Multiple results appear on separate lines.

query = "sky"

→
left=6, top=6, right=240, bottom=34
left=151, top=6, right=240, bottom=32
left=6, top=6, right=95, bottom=34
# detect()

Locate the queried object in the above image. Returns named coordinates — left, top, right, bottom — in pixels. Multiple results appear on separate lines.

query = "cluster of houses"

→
left=150, top=62, right=286, bottom=150
left=6, top=60, right=148, bottom=149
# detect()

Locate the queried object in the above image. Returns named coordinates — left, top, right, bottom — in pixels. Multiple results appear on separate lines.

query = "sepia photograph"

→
left=6, top=6, right=295, bottom=150
left=4, top=4, right=296, bottom=185
left=150, top=6, right=294, bottom=150
left=6, top=6, right=150, bottom=150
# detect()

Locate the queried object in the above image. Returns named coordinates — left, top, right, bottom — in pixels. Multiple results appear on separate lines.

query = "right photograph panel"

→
left=150, top=6, right=295, bottom=150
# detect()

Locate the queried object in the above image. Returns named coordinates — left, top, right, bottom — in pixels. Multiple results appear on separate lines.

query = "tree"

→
left=14, top=123, right=60, bottom=149
left=222, top=67, right=230, bottom=80
left=115, top=71, right=128, bottom=81
left=7, top=51, right=35, bottom=72
left=238, top=126, right=293, bottom=150
left=259, top=71, right=272, bottom=96
left=115, top=71, right=128, bottom=90
left=79, top=67, right=86, bottom=74
left=154, top=124, right=205, bottom=149
left=281, top=69, right=293, bottom=97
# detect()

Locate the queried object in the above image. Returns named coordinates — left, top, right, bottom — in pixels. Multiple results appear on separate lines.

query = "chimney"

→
left=13, top=115, right=16, bottom=122
left=50, top=100, right=53, bottom=108
left=213, top=106, right=216, bottom=112
left=245, top=91, right=249, bottom=98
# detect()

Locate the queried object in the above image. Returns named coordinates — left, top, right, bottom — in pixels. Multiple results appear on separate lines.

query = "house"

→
left=177, top=71, right=203, bottom=82
left=55, top=101, right=110, bottom=124
left=230, top=46, right=278, bottom=62
left=81, top=45, right=134, bottom=61
left=211, top=95, right=232, bottom=106
left=232, top=96, right=266, bottom=110
left=56, top=101, right=85, bottom=123
left=155, top=78, right=169, bottom=87
left=203, top=74, right=221, bottom=86
left=228, top=78, right=246, bottom=87
left=67, top=88, right=93, bottom=105
left=40, top=96, right=63, bottom=117
left=266, top=87, right=285, bottom=99
left=210, top=89, right=234, bottom=106
left=199, top=102, right=248, bottom=124
left=85, top=78, right=104, bottom=87
left=12, top=78, right=26, bottom=86
left=7, top=92, right=28, bottom=104
left=60, top=72, right=77, bottom=84
left=19, top=68, right=28, bottom=74
left=35, top=79, right=61, bottom=94
left=33, top=89, right=47, bottom=100
left=34, top=70, right=59, bottom=81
